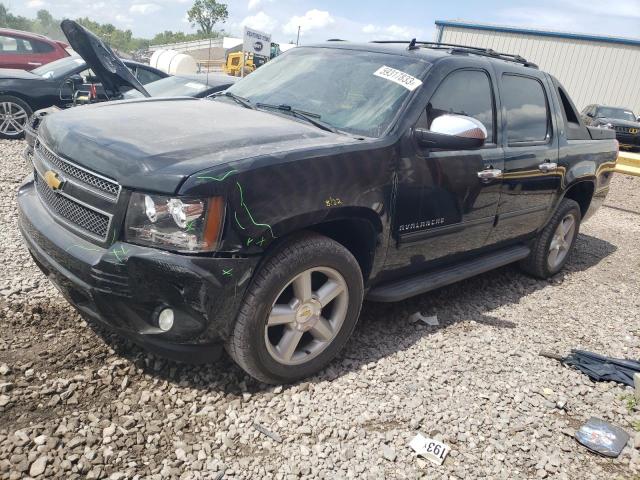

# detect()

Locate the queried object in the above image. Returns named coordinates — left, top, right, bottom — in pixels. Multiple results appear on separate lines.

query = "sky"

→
left=9, top=0, right=640, bottom=44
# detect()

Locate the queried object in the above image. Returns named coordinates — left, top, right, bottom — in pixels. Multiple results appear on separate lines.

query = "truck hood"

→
left=60, top=19, right=149, bottom=98
left=0, top=68, right=41, bottom=81
left=597, top=117, right=640, bottom=128
left=38, top=98, right=357, bottom=193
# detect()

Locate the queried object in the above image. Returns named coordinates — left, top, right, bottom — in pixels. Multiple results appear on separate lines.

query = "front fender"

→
left=178, top=143, right=396, bottom=254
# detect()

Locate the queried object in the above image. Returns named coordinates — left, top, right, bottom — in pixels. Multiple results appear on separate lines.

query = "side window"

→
left=428, top=69, right=495, bottom=142
left=32, top=40, right=54, bottom=54
left=0, top=35, right=19, bottom=54
left=135, top=67, right=163, bottom=85
left=502, top=74, right=550, bottom=144
left=557, top=87, right=580, bottom=125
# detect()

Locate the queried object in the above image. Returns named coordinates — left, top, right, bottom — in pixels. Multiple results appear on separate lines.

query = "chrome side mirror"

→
left=415, top=114, right=487, bottom=150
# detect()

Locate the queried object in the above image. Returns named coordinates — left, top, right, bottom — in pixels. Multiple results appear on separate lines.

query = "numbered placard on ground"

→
left=408, top=433, right=450, bottom=466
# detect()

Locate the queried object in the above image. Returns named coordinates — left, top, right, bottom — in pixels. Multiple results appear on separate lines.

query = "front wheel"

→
left=0, top=95, right=32, bottom=139
left=520, top=198, right=581, bottom=278
left=226, top=232, right=364, bottom=384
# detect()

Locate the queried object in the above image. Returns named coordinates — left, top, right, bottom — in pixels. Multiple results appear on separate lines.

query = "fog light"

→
left=158, top=308, right=174, bottom=332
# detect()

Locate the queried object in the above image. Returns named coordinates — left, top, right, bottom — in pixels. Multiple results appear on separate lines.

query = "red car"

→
left=0, top=28, right=69, bottom=71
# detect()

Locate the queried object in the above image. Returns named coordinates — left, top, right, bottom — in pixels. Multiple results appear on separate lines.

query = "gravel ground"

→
left=1, top=138, right=640, bottom=480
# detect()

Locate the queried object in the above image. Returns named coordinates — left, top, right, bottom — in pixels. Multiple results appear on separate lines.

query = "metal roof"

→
left=435, top=20, right=640, bottom=48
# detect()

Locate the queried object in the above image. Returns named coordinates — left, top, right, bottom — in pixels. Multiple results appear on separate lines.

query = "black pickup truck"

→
left=18, top=33, right=618, bottom=384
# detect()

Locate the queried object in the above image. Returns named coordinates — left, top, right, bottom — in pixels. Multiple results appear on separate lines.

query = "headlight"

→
left=124, top=192, right=225, bottom=252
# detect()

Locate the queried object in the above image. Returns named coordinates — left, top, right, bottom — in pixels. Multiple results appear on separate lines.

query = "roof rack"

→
left=370, top=39, right=539, bottom=68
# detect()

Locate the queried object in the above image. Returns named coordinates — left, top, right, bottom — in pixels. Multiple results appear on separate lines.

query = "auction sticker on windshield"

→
left=374, top=65, right=423, bottom=91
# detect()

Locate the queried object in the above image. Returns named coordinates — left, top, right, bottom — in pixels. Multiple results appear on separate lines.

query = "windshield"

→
left=124, top=76, right=210, bottom=99
left=596, top=107, right=636, bottom=122
left=226, top=47, right=430, bottom=137
left=32, top=56, right=86, bottom=79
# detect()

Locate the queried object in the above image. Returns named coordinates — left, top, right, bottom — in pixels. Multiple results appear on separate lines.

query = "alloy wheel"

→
left=264, top=267, right=349, bottom=365
left=0, top=102, right=28, bottom=137
left=548, top=213, right=576, bottom=269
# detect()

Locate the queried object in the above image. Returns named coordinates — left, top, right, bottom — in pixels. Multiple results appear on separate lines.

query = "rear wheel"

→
left=226, top=232, right=364, bottom=384
left=520, top=198, right=581, bottom=278
left=0, top=95, right=32, bottom=139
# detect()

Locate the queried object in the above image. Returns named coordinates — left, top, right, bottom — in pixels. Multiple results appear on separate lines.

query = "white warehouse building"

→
left=434, top=20, right=640, bottom=116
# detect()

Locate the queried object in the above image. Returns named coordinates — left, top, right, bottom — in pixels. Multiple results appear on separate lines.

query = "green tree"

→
left=150, top=29, right=224, bottom=45
left=187, top=0, right=228, bottom=35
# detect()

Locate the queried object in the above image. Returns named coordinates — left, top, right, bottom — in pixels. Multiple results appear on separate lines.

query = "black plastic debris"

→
left=541, top=350, right=640, bottom=387
left=575, top=417, right=629, bottom=457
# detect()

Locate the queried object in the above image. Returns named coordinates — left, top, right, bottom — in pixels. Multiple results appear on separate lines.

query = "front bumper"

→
left=18, top=176, right=259, bottom=363
left=615, top=132, right=640, bottom=149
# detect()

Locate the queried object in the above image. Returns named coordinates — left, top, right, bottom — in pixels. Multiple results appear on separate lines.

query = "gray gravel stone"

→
left=29, top=456, right=47, bottom=477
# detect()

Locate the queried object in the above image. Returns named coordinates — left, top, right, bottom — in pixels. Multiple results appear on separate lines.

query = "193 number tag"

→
left=408, top=433, right=450, bottom=466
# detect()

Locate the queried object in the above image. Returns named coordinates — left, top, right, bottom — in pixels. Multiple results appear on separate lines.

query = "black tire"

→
left=226, top=232, right=364, bottom=384
left=519, top=198, right=581, bottom=279
left=0, top=95, right=32, bottom=140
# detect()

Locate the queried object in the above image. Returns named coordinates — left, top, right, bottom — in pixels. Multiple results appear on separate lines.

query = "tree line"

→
left=0, top=1, right=229, bottom=53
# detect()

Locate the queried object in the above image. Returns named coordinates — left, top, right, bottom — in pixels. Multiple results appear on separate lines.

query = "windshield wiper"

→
left=209, top=91, right=255, bottom=109
left=255, top=103, right=339, bottom=133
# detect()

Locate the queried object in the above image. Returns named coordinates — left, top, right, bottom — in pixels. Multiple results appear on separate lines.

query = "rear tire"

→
left=519, top=198, right=581, bottom=279
left=226, top=232, right=364, bottom=384
left=0, top=95, right=32, bottom=139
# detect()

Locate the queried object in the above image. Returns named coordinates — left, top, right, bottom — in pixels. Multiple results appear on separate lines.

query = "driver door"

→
left=387, top=67, right=504, bottom=275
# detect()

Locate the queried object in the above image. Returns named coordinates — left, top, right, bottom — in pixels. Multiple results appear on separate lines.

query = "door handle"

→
left=477, top=168, right=503, bottom=181
left=538, top=162, right=558, bottom=173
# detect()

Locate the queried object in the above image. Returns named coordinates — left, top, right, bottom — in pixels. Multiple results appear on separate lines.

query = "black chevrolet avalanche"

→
left=18, top=28, right=618, bottom=384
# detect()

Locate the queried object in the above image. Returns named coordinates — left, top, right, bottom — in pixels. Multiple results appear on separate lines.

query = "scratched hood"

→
left=38, top=97, right=353, bottom=193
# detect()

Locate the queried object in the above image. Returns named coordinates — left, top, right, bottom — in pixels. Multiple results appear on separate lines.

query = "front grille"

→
left=35, top=140, right=120, bottom=199
left=614, top=126, right=638, bottom=135
left=35, top=173, right=110, bottom=239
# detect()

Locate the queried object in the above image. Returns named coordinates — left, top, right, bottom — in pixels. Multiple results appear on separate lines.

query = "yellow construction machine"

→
left=224, top=43, right=281, bottom=77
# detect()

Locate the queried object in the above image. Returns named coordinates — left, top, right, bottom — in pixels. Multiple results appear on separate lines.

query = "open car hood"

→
left=60, top=19, right=150, bottom=98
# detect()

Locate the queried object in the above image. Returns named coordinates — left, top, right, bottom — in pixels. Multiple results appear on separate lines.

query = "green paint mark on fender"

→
left=236, top=182, right=275, bottom=239
left=234, top=211, right=246, bottom=230
left=197, top=169, right=238, bottom=182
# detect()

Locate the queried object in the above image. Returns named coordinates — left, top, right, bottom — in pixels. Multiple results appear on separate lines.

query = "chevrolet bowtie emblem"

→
left=44, top=170, right=63, bottom=191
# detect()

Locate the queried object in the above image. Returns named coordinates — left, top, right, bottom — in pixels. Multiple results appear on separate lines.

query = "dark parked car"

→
left=18, top=39, right=618, bottom=384
left=0, top=21, right=167, bottom=139
left=0, top=28, right=69, bottom=70
left=123, top=72, right=237, bottom=99
left=581, top=104, right=640, bottom=151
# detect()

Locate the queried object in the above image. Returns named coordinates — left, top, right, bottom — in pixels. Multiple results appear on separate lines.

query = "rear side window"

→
left=502, top=74, right=549, bottom=144
left=428, top=69, right=495, bottom=142
left=558, top=88, right=580, bottom=125
left=0, top=35, right=34, bottom=54
left=32, top=40, right=54, bottom=54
